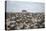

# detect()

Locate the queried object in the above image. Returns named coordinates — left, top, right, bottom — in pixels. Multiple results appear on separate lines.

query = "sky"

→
left=6, top=1, right=44, bottom=13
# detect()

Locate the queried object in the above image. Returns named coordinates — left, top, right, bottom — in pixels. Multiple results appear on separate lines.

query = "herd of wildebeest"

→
left=5, top=12, right=45, bottom=30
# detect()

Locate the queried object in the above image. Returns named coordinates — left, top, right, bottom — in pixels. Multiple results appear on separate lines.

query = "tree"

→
left=22, top=10, right=27, bottom=12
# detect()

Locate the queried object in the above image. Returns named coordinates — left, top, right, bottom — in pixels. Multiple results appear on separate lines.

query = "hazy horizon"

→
left=6, top=1, right=44, bottom=13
